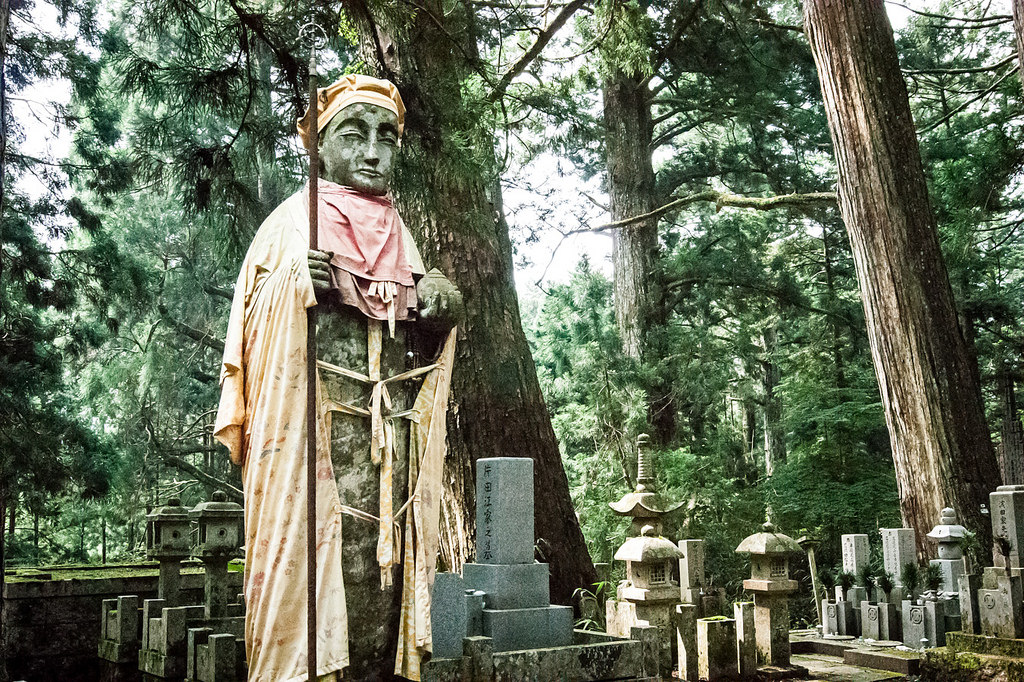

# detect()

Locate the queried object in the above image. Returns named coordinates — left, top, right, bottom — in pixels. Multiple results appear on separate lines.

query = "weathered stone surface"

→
left=841, top=534, right=870, bottom=576
left=4, top=568, right=229, bottom=682
left=481, top=605, right=564, bottom=652
left=678, top=539, right=705, bottom=603
left=846, top=586, right=867, bottom=636
left=901, top=599, right=946, bottom=648
left=734, top=601, right=756, bottom=676
left=475, top=457, right=535, bottom=565
left=320, top=309, right=416, bottom=679
left=466, top=590, right=485, bottom=637
left=697, top=617, right=738, bottom=681
left=881, top=528, right=916, bottom=585
left=902, top=600, right=927, bottom=648
left=978, top=569, right=1024, bottom=639
left=991, top=485, right=1024, bottom=569
left=860, top=601, right=897, bottom=641
left=676, top=604, right=697, bottom=681
left=823, top=599, right=855, bottom=637
left=754, top=593, right=791, bottom=667
left=430, top=572, right=467, bottom=660
left=464, top=561, right=550, bottom=610
left=959, top=573, right=982, bottom=635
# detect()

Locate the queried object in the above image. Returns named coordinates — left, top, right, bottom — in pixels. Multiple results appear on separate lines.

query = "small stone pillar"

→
left=734, top=601, right=756, bottom=676
left=146, top=498, right=193, bottom=606
left=675, top=603, right=697, bottom=681
left=697, top=617, right=737, bottom=681
left=190, top=491, right=243, bottom=619
left=735, top=522, right=806, bottom=677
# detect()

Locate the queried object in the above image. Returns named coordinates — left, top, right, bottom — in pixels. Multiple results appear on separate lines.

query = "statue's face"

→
left=319, top=102, right=399, bottom=195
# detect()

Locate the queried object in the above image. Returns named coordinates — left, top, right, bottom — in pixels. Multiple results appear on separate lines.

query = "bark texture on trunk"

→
left=761, top=325, right=786, bottom=477
left=804, top=0, right=1000, bottom=555
left=1013, top=0, right=1024, bottom=91
left=603, top=72, right=657, bottom=362
left=353, top=1, right=596, bottom=603
left=998, top=364, right=1024, bottom=485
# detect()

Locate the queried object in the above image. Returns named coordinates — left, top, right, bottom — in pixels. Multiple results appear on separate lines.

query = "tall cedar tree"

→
left=349, top=0, right=597, bottom=602
left=804, top=0, right=1001, bottom=553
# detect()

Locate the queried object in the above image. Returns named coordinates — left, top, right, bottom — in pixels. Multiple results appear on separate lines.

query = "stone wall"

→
left=2, top=564, right=242, bottom=681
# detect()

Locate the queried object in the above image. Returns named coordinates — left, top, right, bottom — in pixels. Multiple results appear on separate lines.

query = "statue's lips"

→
left=355, top=169, right=383, bottom=178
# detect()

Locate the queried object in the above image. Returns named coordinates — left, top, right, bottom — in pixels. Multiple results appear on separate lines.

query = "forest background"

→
left=1, top=0, right=1021, bottom=633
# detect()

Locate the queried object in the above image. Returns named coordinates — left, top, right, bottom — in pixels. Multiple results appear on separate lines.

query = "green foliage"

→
left=857, top=563, right=876, bottom=591
left=901, top=562, right=921, bottom=593
left=837, top=571, right=855, bottom=594
left=877, top=570, right=895, bottom=599
left=925, top=563, right=944, bottom=594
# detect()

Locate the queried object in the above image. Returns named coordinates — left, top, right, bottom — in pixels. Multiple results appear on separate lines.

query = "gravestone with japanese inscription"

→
left=459, top=457, right=573, bottom=652
left=991, top=485, right=1024, bottom=571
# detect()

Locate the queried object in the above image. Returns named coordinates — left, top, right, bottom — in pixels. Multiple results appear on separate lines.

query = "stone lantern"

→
left=927, top=507, right=967, bottom=593
left=190, top=491, right=243, bottom=619
left=606, top=435, right=683, bottom=677
left=146, top=497, right=193, bottom=606
left=736, top=522, right=805, bottom=675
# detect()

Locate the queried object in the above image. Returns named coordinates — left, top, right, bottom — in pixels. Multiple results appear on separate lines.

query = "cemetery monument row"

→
left=213, top=74, right=462, bottom=681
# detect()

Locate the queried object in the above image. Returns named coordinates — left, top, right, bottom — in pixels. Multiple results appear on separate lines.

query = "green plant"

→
left=818, top=567, right=836, bottom=592
left=838, top=570, right=855, bottom=595
left=857, top=563, right=876, bottom=592
left=877, top=571, right=895, bottom=600
left=901, top=562, right=920, bottom=593
left=925, top=563, right=944, bottom=593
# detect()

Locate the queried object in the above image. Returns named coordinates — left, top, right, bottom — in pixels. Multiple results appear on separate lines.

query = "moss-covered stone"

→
left=948, top=631, right=1024, bottom=659
left=921, top=647, right=1024, bottom=681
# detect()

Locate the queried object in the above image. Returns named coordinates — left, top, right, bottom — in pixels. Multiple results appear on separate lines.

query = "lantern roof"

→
left=735, top=522, right=802, bottom=556
left=190, top=490, right=243, bottom=519
left=147, top=497, right=190, bottom=522
left=614, top=525, right=685, bottom=563
left=926, top=507, right=967, bottom=542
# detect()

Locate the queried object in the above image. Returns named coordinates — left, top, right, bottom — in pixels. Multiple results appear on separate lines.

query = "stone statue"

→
left=215, top=75, right=461, bottom=682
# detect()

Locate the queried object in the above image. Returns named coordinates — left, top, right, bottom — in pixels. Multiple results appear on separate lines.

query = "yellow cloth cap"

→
left=297, top=74, right=406, bottom=147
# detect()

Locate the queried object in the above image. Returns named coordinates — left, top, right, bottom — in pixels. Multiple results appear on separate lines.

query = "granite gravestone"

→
left=461, top=457, right=573, bottom=653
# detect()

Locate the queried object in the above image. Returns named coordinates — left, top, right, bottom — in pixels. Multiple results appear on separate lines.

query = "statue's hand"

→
left=417, top=268, right=463, bottom=330
left=308, top=249, right=333, bottom=301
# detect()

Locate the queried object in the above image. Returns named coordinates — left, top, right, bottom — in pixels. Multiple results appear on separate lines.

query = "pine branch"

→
left=884, top=1, right=1011, bottom=25
left=160, top=453, right=243, bottom=502
left=158, top=304, right=225, bottom=352
left=203, top=283, right=233, bottom=301
left=903, top=55, right=1016, bottom=76
left=488, top=0, right=590, bottom=103
left=581, top=189, right=838, bottom=234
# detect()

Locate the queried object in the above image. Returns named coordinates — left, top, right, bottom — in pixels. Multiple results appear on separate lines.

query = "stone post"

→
left=734, top=601, right=756, bottom=676
left=697, top=617, right=737, bottom=681
left=675, top=603, right=697, bottom=681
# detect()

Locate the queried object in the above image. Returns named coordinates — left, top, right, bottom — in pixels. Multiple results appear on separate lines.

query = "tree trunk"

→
left=603, top=72, right=657, bottom=362
left=998, top=362, right=1024, bottom=485
left=352, top=1, right=596, bottom=603
left=602, top=70, right=676, bottom=445
left=1013, top=0, right=1024, bottom=92
left=804, top=0, right=1001, bottom=555
left=0, top=489, right=8, bottom=682
left=761, top=325, right=786, bottom=476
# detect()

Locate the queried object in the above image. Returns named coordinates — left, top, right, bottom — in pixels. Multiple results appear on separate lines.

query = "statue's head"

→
left=298, top=74, right=406, bottom=196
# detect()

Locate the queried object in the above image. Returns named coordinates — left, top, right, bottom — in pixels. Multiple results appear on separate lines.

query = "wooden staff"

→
left=304, top=28, right=320, bottom=682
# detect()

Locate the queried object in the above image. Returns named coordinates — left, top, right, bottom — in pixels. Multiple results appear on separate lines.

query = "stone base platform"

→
left=757, top=663, right=809, bottom=679
left=791, top=633, right=920, bottom=676
left=946, top=630, right=1024, bottom=658
left=422, top=626, right=659, bottom=682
